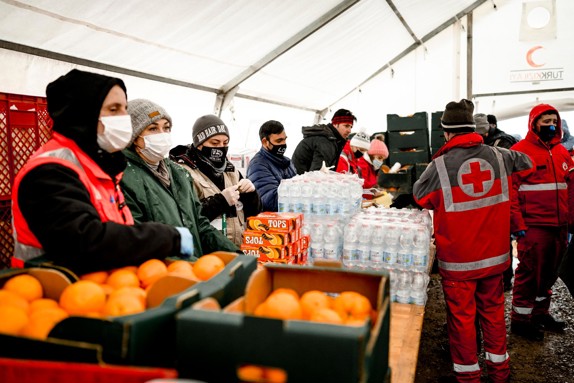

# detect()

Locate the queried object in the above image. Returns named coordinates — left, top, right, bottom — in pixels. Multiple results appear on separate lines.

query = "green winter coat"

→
left=120, top=149, right=240, bottom=259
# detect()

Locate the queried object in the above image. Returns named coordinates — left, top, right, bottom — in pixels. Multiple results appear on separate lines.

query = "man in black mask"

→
left=246, top=120, right=297, bottom=211
left=169, top=114, right=261, bottom=246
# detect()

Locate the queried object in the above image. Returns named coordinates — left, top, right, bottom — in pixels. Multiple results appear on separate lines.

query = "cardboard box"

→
left=387, top=111, right=428, bottom=132
left=246, top=212, right=303, bottom=233
left=176, top=263, right=391, bottom=383
left=240, top=240, right=300, bottom=263
left=0, top=253, right=257, bottom=367
left=242, top=230, right=296, bottom=246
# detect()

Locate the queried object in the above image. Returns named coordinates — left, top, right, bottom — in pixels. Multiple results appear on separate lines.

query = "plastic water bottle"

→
left=339, top=183, right=352, bottom=219
left=383, top=225, right=399, bottom=267
left=323, top=222, right=341, bottom=260
left=310, top=222, right=325, bottom=262
left=289, top=179, right=302, bottom=213
left=398, top=225, right=414, bottom=268
left=356, top=223, right=371, bottom=269
left=277, top=180, right=290, bottom=212
left=412, top=226, right=430, bottom=271
left=369, top=224, right=385, bottom=270
left=410, top=271, right=429, bottom=306
left=300, top=180, right=313, bottom=216
left=396, top=269, right=412, bottom=304
left=389, top=267, right=398, bottom=302
left=342, top=222, right=360, bottom=268
left=312, top=181, right=326, bottom=216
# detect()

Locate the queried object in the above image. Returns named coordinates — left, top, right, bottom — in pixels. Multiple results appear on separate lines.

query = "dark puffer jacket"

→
left=291, top=124, right=346, bottom=174
left=246, top=147, right=296, bottom=211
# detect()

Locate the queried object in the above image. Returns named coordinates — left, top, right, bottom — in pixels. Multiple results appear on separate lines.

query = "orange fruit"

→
left=79, top=271, right=109, bottom=284
left=137, top=259, right=168, bottom=288
left=193, top=255, right=225, bottom=281
left=237, top=364, right=265, bottom=382
left=99, top=284, right=115, bottom=296
left=0, top=290, right=30, bottom=312
left=300, top=290, right=331, bottom=319
left=106, top=269, right=140, bottom=290
left=112, top=265, right=138, bottom=274
left=332, top=291, right=372, bottom=321
left=309, top=307, right=344, bottom=325
left=270, top=288, right=299, bottom=300
left=3, top=274, right=43, bottom=302
left=167, top=260, right=195, bottom=279
left=20, top=307, right=68, bottom=339
left=109, top=286, right=147, bottom=307
left=259, top=292, right=302, bottom=320
left=0, top=305, right=29, bottom=335
left=59, top=280, right=106, bottom=315
left=102, top=294, right=145, bottom=317
left=264, top=367, right=288, bottom=383
left=29, top=298, right=59, bottom=313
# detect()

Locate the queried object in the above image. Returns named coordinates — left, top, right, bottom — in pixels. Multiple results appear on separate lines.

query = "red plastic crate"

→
left=0, top=357, right=178, bottom=383
left=0, top=92, right=52, bottom=201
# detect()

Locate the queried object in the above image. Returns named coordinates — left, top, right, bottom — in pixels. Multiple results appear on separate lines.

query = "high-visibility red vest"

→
left=11, top=132, right=133, bottom=267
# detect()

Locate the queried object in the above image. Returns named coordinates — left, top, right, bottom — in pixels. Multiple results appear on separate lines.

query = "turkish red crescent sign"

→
left=526, top=45, right=545, bottom=68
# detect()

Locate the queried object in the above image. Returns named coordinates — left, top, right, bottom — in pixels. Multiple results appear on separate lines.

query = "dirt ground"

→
left=414, top=264, right=574, bottom=383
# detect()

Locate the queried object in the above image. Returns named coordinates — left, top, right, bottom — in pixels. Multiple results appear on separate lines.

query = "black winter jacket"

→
left=291, top=124, right=346, bottom=174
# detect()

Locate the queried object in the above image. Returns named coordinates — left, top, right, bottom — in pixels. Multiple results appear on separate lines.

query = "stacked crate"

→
left=430, top=111, right=444, bottom=158
left=379, top=112, right=430, bottom=192
left=0, top=93, right=52, bottom=269
left=386, top=112, right=430, bottom=166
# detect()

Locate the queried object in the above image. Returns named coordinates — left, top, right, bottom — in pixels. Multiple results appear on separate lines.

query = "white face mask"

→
left=373, top=159, right=384, bottom=170
left=139, top=132, right=172, bottom=165
left=97, top=115, right=133, bottom=153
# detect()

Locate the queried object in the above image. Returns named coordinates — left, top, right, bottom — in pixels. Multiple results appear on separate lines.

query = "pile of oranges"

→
left=253, top=288, right=375, bottom=326
left=0, top=255, right=226, bottom=340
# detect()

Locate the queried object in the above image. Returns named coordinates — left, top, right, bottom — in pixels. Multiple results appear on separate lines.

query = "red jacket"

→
left=356, top=156, right=378, bottom=188
left=413, top=133, right=533, bottom=280
left=12, top=132, right=133, bottom=264
left=336, top=141, right=362, bottom=176
left=510, top=104, right=574, bottom=230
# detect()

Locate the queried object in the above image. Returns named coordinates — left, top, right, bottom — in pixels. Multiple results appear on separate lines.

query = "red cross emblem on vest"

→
left=458, top=158, right=495, bottom=197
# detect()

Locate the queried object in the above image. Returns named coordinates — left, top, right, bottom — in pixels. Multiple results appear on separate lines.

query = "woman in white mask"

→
left=357, top=137, right=389, bottom=189
left=121, top=99, right=240, bottom=258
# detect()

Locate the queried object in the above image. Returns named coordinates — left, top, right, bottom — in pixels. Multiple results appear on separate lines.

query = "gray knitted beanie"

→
left=192, top=114, right=229, bottom=147
left=127, top=99, right=172, bottom=145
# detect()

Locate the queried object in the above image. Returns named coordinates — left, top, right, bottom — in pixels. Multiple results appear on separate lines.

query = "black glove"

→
left=390, top=193, right=421, bottom=209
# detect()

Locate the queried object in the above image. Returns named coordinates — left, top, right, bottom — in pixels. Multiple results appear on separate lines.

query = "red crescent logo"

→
left=526, top=46, right=545, bottom=68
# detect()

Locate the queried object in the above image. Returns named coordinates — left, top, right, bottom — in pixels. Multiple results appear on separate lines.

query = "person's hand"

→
left=390, top=193, right=416, bottom=209
left=237, top=178, right=255, bottom=193
left=175, top=227, right=194, bottom=258
left=221, top=185, right=240, bottom=206
left=512, top=230, right=526, bottom=240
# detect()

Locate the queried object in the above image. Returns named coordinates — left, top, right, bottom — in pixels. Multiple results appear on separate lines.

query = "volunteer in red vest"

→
left=11, top=69, right=193, bottom=275
left=413, top=99, right=533, bottom=383
left=509, top=104, right=574, bottom=340
left=336, top=129, right=370, bottom=175
left=357, top=138, right=389, bottom=189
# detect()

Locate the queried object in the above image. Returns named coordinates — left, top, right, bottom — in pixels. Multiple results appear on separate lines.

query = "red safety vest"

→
left=11, top=132, right=133, bottom=267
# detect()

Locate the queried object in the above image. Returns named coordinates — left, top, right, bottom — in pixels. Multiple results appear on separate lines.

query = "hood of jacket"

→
left=46, top=69, right=128, bottom=177
left=526, top=103, right=562, bottom=147
left=561, top=119, right=574, bottom=150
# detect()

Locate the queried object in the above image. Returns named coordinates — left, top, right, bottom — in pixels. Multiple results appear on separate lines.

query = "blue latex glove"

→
left=512, top=230, right=526, bottom=240
left=175, top=227, right=194, bottom=258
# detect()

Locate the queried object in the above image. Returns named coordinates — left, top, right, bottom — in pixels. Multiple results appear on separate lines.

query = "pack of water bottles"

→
left=277, top=171, right=364, bottom=220
left=341, top=207, right=433, bottom=306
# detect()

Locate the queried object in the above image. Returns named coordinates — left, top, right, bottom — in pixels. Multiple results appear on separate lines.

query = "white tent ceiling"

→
left=1, top=0, right=573, bottom=147
left=0, top=0, right=486, bottom=114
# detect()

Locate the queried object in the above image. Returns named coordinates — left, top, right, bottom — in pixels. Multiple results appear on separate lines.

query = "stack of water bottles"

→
left=341, top=207, right=433, bottom=306
left=278, top=171, right=364, bottom=265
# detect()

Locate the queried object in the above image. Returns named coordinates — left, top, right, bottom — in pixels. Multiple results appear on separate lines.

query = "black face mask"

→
left=538, top=124, right=556, bottom=142
left=269, top=143, right=287, bottom=156
left=354, top=150, right=364, bottom=159
left=200, top=146, right=228, bottom=166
